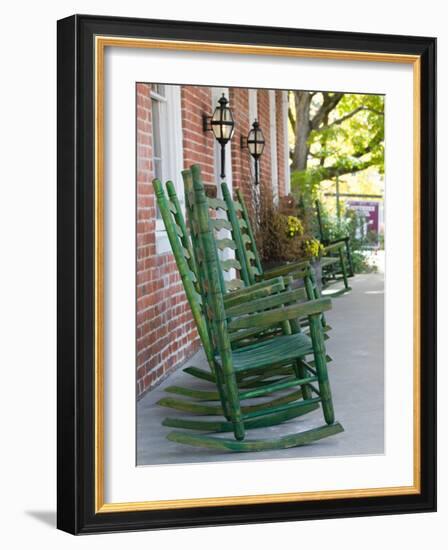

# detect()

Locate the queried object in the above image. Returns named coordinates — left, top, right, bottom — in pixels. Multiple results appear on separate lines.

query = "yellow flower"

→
left=304, top=238, right=323, bottom=258
left=286, top=216, right=304, bottom=238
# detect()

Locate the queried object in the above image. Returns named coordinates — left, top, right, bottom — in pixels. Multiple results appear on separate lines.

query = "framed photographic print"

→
left=57, top=14, right=436, bottom=534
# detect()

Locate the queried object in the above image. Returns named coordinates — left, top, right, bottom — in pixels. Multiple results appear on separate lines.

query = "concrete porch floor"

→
left=137, top=273, right=384, bottom=466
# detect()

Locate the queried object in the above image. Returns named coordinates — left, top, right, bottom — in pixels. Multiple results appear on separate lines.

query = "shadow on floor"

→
left=25, top=510, right=56, bottom=528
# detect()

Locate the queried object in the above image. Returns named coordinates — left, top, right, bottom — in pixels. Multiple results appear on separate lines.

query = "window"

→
left=149, top=85, right=184, bottom=253
left=282, top=91, right=291, bottom=195
left=151, top=86, right=165, bottom=187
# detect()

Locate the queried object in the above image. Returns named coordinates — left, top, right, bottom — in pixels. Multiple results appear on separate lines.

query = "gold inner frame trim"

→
left=94, top=35, right=421, bottom=513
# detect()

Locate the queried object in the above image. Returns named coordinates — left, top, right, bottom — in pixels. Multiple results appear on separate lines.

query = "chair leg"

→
left=308, top=270, right=328, bottom=329
left=214, top=366, right=232, bottom=419
left=309, top=315, right=335, bottom=425
left=294, top=359, right=313, bottom=400
left=338, top=247, right=350, bottom=290
left=345, top=239, right=355, bottom=277
left=222, top=370, right=246, bottom=440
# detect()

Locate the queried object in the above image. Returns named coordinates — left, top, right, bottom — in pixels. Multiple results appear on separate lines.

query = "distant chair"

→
left=315, top=200, right=354, bottom=292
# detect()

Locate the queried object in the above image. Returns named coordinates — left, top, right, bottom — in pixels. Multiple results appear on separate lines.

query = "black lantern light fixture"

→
left=203, top=94, right=235, bottom=179
left=242, top=119, right=266, bottom=185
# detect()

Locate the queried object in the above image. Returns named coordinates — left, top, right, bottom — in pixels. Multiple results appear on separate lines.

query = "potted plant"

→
left=255, top=195, right=324, bottom=288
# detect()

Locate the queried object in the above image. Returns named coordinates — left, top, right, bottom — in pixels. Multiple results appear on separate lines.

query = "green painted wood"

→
left=182, top=169, right=226, bottom=299
left=225, top=287, right=308, bottom=317
left=183, top=366, right=215, bottom=383
left=164, top=386, right=221, bottom=401
left=223, top=277, right=285, bottom=307
left=262, top=260, right=310, bottom=280
left=158, top=387, right=307, bottom=416
left=221, top=182, right=326, bottom=344
left=167, top=182, right=195, bottom=259
left=324, top=241, right=346, bottom=253
left=162, top=402, right=320, bottom=432
left=183, top=363, right=292, bottom=385
left=316, top=200, right=355, bottom=278
left=152, top=180, right=214, bottom=366
left=238, top=376, right=290, bottom=389
left=221, top=182, right=251, bottom=285
left=216, top=238, right=237, bottom=250
left=207, top=197, right=228, bottom=210
left=295, top=359, right=313, bottom=401
left=160, top=176, right=298, bottom=429
left=225, top=279, right=245, bottom=291
left=338, top=246, right=350, bottom=289
left=240, top=390, right=304, bottom=412
left=211, top=218, right=233, bottom=231
left=237, top=365, right=296, bottom=383
left=228, top=326, right=275, bottom=343
left=227, top=298, right=332, bottom=331
left=239, top=375, right=318, bottom=399
left=157, top=397, right=224, bottom=415
left=166, top=422, right=344, bottom=452
left=309, top=313, right=335, bottom=425
left=190, top=165, right=245, bottom=440
left=243, top=397, right=321, bottom=420
left=220, top=258, right=241, bottom=271
left=234, top=187, right=263, bottom=279
left=155, top=166, right=342, bottom=450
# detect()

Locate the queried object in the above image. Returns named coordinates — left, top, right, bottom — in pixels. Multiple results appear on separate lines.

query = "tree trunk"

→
left=291, top=91, right=311, bottom=171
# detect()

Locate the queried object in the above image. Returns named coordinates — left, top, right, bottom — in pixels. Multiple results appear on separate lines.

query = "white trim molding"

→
left=269, top=90, right=279, bottom=204
left=153, top=85, right=184, bottom=254
left=282, top=90, right=291, bottom=195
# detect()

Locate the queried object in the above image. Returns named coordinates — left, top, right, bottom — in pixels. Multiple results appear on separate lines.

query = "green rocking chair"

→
left=153, top=165, right=343, bottom=452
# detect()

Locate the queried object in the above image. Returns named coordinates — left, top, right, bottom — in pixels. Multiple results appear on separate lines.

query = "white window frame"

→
left=248, top=89, right=258, bottom=122
left=269, top=90, right=279, bottom=204
left=151, top=85, right=184, bottom=254
left=282, top=90, right=291, bottom=195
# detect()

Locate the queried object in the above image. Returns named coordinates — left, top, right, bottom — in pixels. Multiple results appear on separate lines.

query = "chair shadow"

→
left=25, top=510, right=56, bottom=528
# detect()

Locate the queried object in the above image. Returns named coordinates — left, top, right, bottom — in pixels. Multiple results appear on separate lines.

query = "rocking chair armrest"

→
left=227, top=298, right=332, bottom=331
left=323, top=236, right=350, bottom=246
left=223, top=277, right=286, bottom=309
left=322, top=241, right=345, bottom=253
left=260, top=259, right=311, bottom=280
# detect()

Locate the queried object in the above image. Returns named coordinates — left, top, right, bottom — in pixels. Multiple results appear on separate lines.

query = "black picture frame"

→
left=57, top=14, right=436, bottom=534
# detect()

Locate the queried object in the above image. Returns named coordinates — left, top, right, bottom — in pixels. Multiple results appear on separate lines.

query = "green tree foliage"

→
left=289, top=91, right=384, bottom=198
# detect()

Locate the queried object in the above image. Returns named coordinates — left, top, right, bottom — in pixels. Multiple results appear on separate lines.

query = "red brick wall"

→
left=181, top=86, right=216, bottom=185
left=136, top=84, right=200, bottom=398
left=257, top=90, right=274, bottom=204
left=136, top=84, right=290, bottom=397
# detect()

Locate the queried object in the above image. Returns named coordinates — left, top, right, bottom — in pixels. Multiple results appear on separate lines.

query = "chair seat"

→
left=215, top=332, right=313, bottom=373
